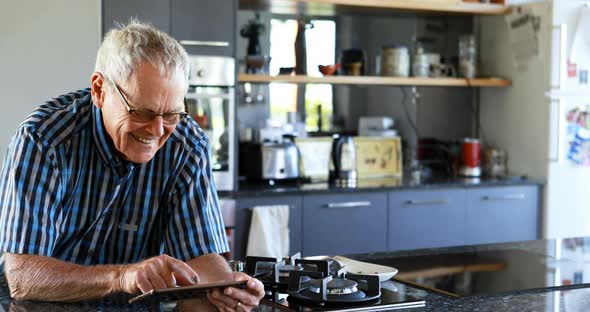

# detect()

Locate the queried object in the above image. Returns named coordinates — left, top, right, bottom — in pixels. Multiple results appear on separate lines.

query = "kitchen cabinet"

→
left=102, top=0, right=236, bottom=56
left=389, top=189, right=467, bottom=250
left=234, top=196, right=302, bottom=259
left=102, top=0, right=171, bottom=35
left=465, top=186, right=539, bottom=245
left=302, top=192, right=387, bottom=256
left=171, top=0, right=236, bottom=56
left=229, top=183, right=540, bottom=258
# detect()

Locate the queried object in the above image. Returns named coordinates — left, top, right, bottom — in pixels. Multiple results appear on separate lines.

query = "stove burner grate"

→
left=288, top=271, right=381, bottom=305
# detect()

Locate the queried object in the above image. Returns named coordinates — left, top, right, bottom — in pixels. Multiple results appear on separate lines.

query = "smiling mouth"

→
left=131, top=134, right=157, bottom=144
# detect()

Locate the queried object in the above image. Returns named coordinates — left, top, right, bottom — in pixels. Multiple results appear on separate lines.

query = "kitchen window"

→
left=269, top=18, right=336, bottom=132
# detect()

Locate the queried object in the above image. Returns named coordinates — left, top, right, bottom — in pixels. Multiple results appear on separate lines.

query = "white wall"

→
left=0, top=0, right=101, bottom=161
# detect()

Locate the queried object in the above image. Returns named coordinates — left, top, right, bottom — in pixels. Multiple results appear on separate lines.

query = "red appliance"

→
left=460, top=138, right=482, bottom=177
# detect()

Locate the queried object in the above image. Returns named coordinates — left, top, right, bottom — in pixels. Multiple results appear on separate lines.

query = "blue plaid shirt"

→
left=0, top=89, right=229, bottom=265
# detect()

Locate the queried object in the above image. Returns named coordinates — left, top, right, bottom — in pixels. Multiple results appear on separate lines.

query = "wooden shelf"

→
left=238, top=73, right=512, bottom=87
left=240, top=0, right=510, bottom=16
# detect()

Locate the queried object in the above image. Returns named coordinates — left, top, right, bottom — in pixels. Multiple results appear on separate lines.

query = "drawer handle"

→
left=325, top=201, right=371, bottom=208
left=481, top=194, right=525, bottom=201
left=404, top=200, right=448, bottom=205
left=180, top=40, right=230, bottom=47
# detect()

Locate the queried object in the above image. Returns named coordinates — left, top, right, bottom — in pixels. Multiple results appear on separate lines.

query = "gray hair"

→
left=95, top=20, right=190, bottom=88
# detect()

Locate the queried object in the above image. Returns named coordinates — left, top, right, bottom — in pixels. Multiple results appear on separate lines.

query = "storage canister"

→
left=381, top=45, right=409, bottom=77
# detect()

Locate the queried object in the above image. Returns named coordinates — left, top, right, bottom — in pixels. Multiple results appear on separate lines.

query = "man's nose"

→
left=145, top=116, right=164, bottom=137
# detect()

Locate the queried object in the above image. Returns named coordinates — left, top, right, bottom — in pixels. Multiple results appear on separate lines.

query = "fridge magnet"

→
left=566, top=106, right=590, bottom=166
left=580, top=70, right=588, bottom=84
left=568, top=60, right=577, bottom=78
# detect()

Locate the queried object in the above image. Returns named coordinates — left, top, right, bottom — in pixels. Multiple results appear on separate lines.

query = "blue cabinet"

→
left=102, top=0, right=171, bottom=35
left=389, top=189, right=467, bottom=250
left=230, top=184, right=540, bottom=259
left=102, top=0, right=236, bottom=57
left=302, top=192, right=387, bottom=256
left=234, top=196, right=302, bottom=259
left=465, top=186, right=539, bottom=245
left=171, top=0, right=236, bottom=56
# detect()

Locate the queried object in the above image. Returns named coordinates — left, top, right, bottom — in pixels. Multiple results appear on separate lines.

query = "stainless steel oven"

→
left=186, top=55, right=235, bottom=191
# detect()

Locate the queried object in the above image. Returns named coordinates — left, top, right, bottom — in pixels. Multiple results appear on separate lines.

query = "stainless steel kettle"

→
left=329, top=135, right=357, bottom=187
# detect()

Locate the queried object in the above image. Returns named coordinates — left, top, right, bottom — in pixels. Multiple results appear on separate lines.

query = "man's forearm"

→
left=187, top=254, right=231, bottom=283
left=4, top=253, right=123, bottom=302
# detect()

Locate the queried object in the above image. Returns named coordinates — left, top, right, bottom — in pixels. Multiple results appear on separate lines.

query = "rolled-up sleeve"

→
left=0, top=126, right=62, bottom=256
left=164, top=137, right=229, bottom=261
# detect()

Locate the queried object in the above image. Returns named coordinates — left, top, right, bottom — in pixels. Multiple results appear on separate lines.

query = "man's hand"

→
left=207, top=272, right=265, bottom=312
left=118, top=254, right=200, bottom=294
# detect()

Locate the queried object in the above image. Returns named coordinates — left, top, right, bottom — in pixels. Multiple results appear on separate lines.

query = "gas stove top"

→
left=246, top=254, right=426, bottom=311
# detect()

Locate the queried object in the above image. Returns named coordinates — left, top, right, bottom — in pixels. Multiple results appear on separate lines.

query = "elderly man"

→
left=0, top=21, right=263, bottom=310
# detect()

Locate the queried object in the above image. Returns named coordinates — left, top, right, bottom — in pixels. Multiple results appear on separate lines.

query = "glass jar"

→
left=459, top=34, right=477, bottom=78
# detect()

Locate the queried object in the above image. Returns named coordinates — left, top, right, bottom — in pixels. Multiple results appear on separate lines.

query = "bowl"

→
left=318, top=64, right=340, bottom=76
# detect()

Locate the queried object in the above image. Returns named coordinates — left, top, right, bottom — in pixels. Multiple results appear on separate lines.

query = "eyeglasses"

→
left=109, top=78, right=188, bottom=125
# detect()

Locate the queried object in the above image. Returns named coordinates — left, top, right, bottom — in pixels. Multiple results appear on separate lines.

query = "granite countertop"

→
left=347, top=236, right=590, bottom=311
left=220, top=176, right=544, bottom=197
left=0, top=278, right=588, bottom=312
left=2, top=237, right=589, bottom=311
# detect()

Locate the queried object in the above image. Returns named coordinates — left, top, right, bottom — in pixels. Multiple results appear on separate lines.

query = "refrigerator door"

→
left=552, top=0, right=590, bottom=93
left=546, top=95, right=590, bottom=238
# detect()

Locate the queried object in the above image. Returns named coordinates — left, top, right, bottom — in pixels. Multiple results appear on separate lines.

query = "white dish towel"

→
left=246, top=205, right=290, bottom=258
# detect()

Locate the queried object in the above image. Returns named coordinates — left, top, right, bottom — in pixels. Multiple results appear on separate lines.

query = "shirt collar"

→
left=91, top=104, right=136, bottom=176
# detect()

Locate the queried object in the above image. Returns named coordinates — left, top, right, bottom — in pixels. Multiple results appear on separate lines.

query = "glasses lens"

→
left=162, top=113, right=182, bottom=124
left=131, top=111, right=155, bottom=123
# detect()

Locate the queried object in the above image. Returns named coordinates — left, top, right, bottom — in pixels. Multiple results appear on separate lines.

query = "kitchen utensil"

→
left=295, top=137, right=332, bottom=181
left=239, top=135, right=301, bottom=181
left=459, top=138, right=482, bottom=177
left=381, top=45, right=410, bottom=77
left=484, top=148, right=508, bottom=177
left=305, top=255, right=399, bottom=282
left=354, top=136, right=402, bottom=179
left=358, top=116, right=395, bottom=137
left=329, top=135, right=357, bottom=187
left=333, top=256, right=399, bottom=282
left=261, top=135, right=300, bottom=180
left=318, top=64, right=340, bottom=76
left=339, top=49, right=365, bottom=75
left=412, top=52, right=430, bottom=77
left=459, top=34, right=477, bottom=78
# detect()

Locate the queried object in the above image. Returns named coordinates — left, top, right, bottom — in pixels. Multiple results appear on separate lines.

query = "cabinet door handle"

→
left=404, top=200, right=448, bottom=205
left=324, top=201, right=371, bottom=208
left=180, top=40, right=230, bottom=47
left=481, top=194, right=525, bottom=201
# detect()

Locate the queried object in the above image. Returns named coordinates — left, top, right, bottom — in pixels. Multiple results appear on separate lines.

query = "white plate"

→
left=305, top=255, right=398, bottom=282
left=333, top=256, right=398, bottom=282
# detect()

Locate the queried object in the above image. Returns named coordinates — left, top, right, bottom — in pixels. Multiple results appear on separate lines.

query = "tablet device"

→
left=128, top=280, right=248, bottom=303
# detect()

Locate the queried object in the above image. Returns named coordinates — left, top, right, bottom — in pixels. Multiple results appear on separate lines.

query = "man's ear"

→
left=90, top=72, right=106, bottom=109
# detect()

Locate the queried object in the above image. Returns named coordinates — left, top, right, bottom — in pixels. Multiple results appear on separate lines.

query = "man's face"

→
left=94, top=63, right=187, bottom=163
